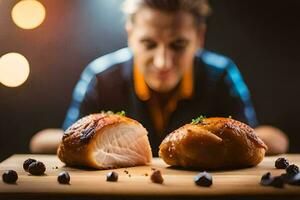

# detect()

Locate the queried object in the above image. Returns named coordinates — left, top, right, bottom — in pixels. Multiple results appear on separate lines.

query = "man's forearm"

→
left=254, top=125, right=289, bottom=155
left=30, top=129, right=64, bottom=154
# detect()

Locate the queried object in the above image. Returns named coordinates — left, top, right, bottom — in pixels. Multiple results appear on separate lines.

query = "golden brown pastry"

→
left=57, top=112, right=152, bottom=169
left=159, top=117, right=267, bottom=169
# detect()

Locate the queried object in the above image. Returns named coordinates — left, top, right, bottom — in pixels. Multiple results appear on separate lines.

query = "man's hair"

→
left=122, top=0, right=212, bottom=27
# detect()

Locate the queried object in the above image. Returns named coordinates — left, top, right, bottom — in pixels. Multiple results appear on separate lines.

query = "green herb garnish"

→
left=101, top=110, right=125, bottom=116
left=116, top=110, right=126, bottom=116
left=101, top=110, right=113, bottom=115
left=191, top=115, right=206, bottom=124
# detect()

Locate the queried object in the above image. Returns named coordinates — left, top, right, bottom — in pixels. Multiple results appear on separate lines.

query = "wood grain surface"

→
left=0, top=154, right=300, bottom=199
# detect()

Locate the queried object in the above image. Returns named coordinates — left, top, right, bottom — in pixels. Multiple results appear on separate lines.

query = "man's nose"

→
left=153, top=47, right=174, bottom=70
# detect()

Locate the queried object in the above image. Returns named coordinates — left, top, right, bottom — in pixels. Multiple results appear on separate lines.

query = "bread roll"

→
left=159, top=117, right=267, bottom=169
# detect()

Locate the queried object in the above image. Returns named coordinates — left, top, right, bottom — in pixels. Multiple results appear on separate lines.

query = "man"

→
left=30, top=0, right=288, bottom=155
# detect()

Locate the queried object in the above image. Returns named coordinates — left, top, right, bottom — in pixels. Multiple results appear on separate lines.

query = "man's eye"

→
left=170, top=41, right=188, bottom=51
left=142, top=41, right=157, bottom=50
left=145, top=42, right=156, bottom=49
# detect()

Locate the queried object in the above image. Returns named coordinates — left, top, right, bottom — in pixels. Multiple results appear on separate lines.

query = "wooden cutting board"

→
left=0, top=154, right=300, bottom=199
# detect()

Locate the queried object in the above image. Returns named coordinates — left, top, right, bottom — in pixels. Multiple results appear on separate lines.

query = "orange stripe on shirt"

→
left=134, top=64, right=194, bottom=133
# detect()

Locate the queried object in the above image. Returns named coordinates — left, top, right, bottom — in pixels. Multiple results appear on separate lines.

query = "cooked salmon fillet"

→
left=57, top=113, right=152, bottom=169
left=159, top=117, right=267, bottom=170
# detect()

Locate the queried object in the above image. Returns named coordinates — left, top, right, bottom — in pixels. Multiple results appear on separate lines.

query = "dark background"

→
left=0, top=0, right=299, bottom=161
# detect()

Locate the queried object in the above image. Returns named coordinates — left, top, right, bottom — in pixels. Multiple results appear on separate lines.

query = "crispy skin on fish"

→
left=57, top=113, right=152, bottom=169
left=159, top=117, right=267, bottom=169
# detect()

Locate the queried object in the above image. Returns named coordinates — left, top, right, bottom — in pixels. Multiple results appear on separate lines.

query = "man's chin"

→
left=146, top=78, right=179, bottom=93
left=152, top=83, right=177, bottom=93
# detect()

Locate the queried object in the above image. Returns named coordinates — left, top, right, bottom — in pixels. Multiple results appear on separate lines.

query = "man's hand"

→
left=255, top=126, right=289, bottom=155
left=30, top=129, right=64, bottom=154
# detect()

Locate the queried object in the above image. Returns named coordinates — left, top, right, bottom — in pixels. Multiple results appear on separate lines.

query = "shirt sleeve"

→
left=62, top=75, right=100, bottom=130
left=215, top=59, right=259, bottom=127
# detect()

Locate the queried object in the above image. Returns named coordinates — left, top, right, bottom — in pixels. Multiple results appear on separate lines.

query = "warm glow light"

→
left=11, top=0, right=46, bottom=29
left=0, top=53, right=30, bottom=87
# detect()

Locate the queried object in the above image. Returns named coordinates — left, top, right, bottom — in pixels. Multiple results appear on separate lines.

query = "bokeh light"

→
left=0, top=53, right=30, bottom=87
left=11, top=0, right=46, bottom=29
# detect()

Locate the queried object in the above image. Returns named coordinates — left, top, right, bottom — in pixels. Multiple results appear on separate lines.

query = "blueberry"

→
left=260, top=172, right=272, bottom=186
left=275, top=158, right=289, bottom=169
left=281, top=172, right=300, bottom=186
left=194, top=171, right=213, bottom=187
left=23, top=158, right=36, bottom=172
left=280, top=173, right=295, bottom=184
left=57, top=171, right=70, bottom=184
left=289, top=173, right=300, bottom=186
left=106, top=171, right=118, bottom=182
left=2, top=170, right=18, bottom=184
left=28, top=161, right=46, bottom=175
left=270, top=176, right=284, bottom=188
left=286, top=164, right=299, bottom=175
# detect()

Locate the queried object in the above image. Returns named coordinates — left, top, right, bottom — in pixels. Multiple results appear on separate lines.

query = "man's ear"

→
left=125, top=21, right=133, bottom=38
left=125, top=21, right=133, bottom=47
left=197, top=24, right=206, bottom=48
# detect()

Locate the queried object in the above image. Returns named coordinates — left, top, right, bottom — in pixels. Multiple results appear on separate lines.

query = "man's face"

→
left=127, top=8, right=205, bottom=93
